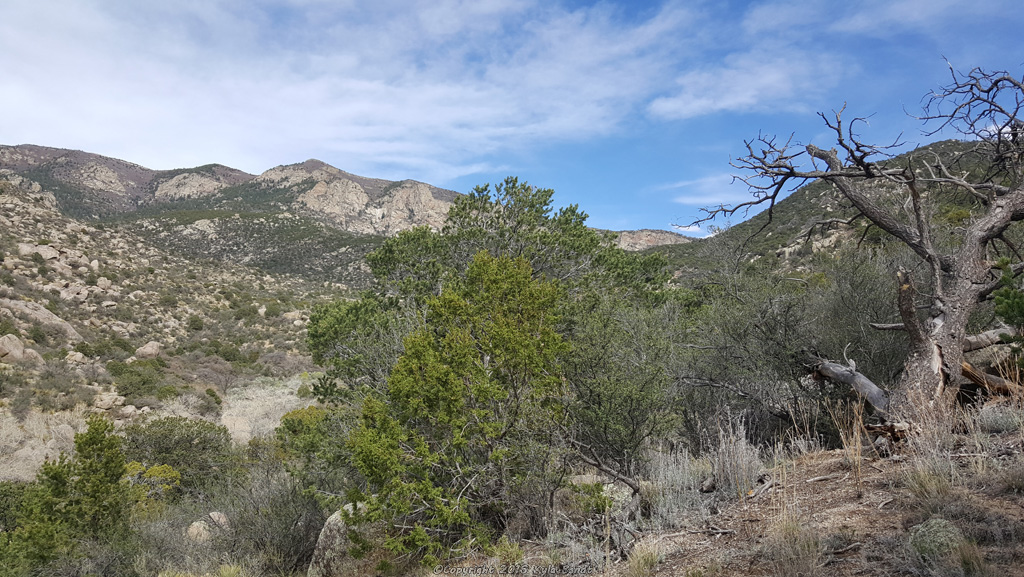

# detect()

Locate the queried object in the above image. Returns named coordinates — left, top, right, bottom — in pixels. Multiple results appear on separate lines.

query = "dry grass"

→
left=644, top=447, right=712, bottom=530
left=712, top=417, right=763, bottom=499
left=626, top=538, right=663, bottom=577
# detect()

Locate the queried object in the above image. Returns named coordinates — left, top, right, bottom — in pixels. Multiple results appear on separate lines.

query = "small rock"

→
left=89, top=260, right=99, bottom=271
left=185, top=520, right=211, bottom=543
left=135, top=341, right=162, bottom=359
left=208, top=512, right=230, bottom=530
left=96, top=277, right=112, bottom=290
left=101, top=301, right=117, bottom=308
left=65, top=351, right=87, bottom=364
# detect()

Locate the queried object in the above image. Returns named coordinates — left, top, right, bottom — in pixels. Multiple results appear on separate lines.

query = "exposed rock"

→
left=0, top=298, right=83, bottom=341
left=135, top=341, right=162, bottom=359
left=614, top=229, right=692, bottom=251
left=65, top=351, right=87, bottom=364
left=208, top=511, right=230, bottom=530
left=185, top=520, right=211, bottom=543
left=0, top=333, right=25, bottom=361
left=307, top=510, right=354, bottom=577
left=17, top=243, right=60, bottom=260
left=75, top=162, right=129, bottom=196
left=154, top=172, right=230, bottom=200
left=94, top=392, right=126, bottom=410
left=96, top=276, right=112, bottom=290
left=60, top=285, right=89, bottom=302
left=21, top=348, right=44, bottom=366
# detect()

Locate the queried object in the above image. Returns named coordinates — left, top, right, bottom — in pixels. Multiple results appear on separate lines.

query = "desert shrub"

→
left=205, top=387, right=223, bottom=405
left=10, top=389, right=32, bottom=421
left=276, top=405, right=357, bottom=492
left=121, top=416, right=233, bottom=494
left=186, top=315, right=205, bottom=332
left=26, top=324, right=47, bottom=345
left=712, top=418, right=763, bottom=498
left=133, top=440, right=325, bottom=576
left=1000, top=463, right=1024, bottom=495
left=0, top=272, right=15, bottom=287
left=644, top=448, right=711, bottom=530
left=108, top=358, right=165, bottom=400
left=0, top=316, right=16, bottom=336
left=157, top=385, right=181, bottom=401
left=76, top=337, right=134, bottom=359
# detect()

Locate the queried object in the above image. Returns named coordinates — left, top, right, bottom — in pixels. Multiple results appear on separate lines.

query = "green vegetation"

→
left=0, top=416, right=131, bottom=573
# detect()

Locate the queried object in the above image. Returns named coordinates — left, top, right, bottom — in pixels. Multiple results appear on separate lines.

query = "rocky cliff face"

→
left=259, top=159, right=457, bottom=235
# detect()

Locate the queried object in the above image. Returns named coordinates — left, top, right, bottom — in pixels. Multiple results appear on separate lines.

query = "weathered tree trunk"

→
left=813, top=361, right=890, bottom=415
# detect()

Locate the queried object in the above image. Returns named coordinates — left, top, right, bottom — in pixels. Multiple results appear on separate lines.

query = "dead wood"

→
left=961, top=361, right=1024, bottom=395
left=813, top=360, right=890, bottom=414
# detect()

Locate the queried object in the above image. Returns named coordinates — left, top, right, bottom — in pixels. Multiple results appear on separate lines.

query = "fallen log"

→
left=960, top=361, right=1023, bottom=396
left=814, top=361, right=890, bottom=414
left=962, top=328, right=1016, bottom=352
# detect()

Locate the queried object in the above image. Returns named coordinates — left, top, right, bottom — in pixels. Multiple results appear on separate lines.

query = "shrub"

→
left=0, top=316, right=16, bottom=337
left=1, top=415, right=130, bottom=570
left=26, top=324, right=47, bottom=345
left=107, top=358, right=164, bottom=400
left=908, top=518, right=965, bottom=563
left=767, top=518, right=822, bottom=577
left=156, top=385, right=180, bottom=401
left=121, top=417, right=233, bottom=493
left=0, top=481, right=28, bottom=532
left=186, top=315, right=205, bottom=332
left=205, top=387, right=223, bottom=405
left=347, top=253, right=569, bottom=563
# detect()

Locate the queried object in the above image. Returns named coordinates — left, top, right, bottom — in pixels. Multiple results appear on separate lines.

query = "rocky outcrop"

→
left=0, top=298, right=83, bottom=342
left=153, top=170, right=246, bottom=200
left=261, top=160, right=457, bottom=236
left=614, top=229, right=692, bottom=251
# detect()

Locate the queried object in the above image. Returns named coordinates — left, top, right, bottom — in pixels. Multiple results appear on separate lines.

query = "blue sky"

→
left=2, top=0, right=1022, bottom=233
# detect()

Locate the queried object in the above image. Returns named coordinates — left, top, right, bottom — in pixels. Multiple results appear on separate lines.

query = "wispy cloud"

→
left=648, top=45, right=843, bottom=120
left=0, top=0, right=696, bottom=181
left=661, top=174, right=748, bottom=207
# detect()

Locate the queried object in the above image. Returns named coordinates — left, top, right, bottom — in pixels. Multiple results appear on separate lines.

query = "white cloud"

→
left=0, top=0, right=698, bottom=181
left=664, top=173, right=751, bottom=208
left=648, top=47, right=843, bottom=120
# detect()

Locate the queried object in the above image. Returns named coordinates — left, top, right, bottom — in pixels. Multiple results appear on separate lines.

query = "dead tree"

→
left=702, top=65, right=1024, bottom=408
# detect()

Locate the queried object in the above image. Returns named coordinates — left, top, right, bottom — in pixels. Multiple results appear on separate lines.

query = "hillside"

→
left=652, top=139, right=985, bottom=275
left=0, top=173, right=333, bottom=480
